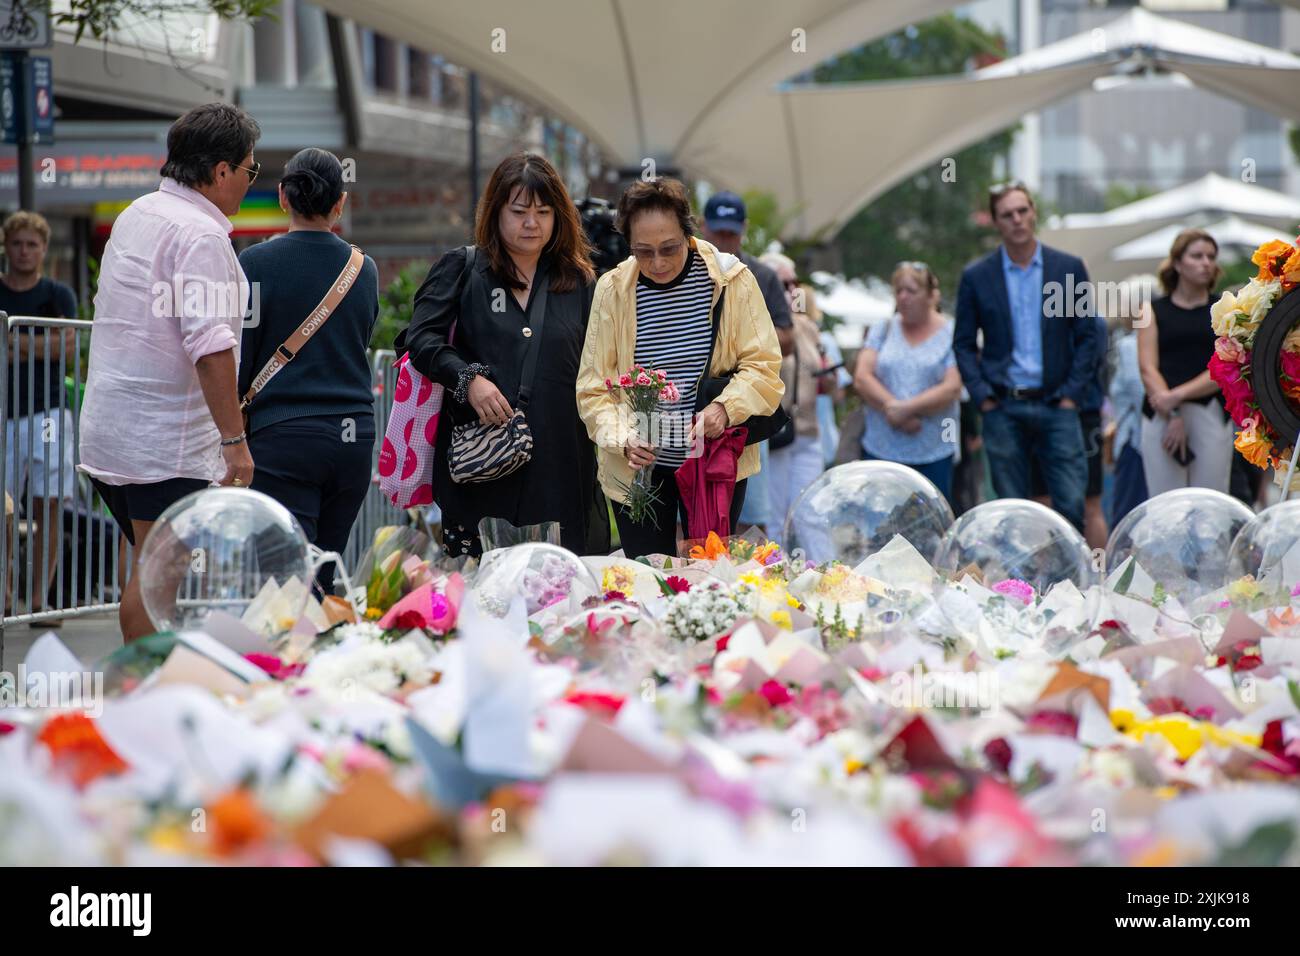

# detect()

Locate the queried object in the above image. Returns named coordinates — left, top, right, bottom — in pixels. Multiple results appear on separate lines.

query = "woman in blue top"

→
left=852, top=262, right=963, bottom=502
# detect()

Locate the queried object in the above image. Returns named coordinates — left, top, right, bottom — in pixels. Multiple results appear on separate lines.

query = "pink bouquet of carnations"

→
left=605, top=366, right=680, bottom=528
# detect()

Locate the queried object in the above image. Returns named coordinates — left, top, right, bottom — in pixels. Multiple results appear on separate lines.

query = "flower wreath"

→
left=1207, top=237, right=1300, bottom=489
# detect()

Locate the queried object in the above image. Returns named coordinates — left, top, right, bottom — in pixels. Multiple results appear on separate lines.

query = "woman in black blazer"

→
left=404, top=152, right=608, bottom=558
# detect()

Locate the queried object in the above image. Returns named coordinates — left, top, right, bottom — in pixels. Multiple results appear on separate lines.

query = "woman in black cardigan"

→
left=404, top=152, right=608, bottom=557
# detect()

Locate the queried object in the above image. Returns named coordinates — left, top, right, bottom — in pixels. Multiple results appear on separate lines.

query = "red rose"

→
left=715, top=633, right=730, bottom=652
left=758, top=679, right=793, bottom=707
left=1024, top=710, right=1079, bottom=738
left=393, top=609, right=428, bottom=631
left=984, top=737, right=1013, bottom=774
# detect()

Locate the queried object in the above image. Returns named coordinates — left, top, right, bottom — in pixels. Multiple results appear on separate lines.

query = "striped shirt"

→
left=634, top=249, right=715, bottom=468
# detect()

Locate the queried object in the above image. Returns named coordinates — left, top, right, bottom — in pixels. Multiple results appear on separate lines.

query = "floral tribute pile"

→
left=1208, top=234, right=1300, bottom=486
left=2, top=525, right=1300, bottom=867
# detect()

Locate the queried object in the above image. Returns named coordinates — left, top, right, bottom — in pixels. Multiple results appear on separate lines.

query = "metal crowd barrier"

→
left=0, top=314, right=133, bottom=664
left=0, top=321, right=410, bottom=666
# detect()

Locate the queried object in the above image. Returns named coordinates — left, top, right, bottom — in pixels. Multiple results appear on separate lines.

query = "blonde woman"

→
left=853, top=262, right=962, bottom=501
left=1137, top=229, right=1230, bottom=495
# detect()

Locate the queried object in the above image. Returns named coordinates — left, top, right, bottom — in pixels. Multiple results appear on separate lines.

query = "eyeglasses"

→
left=232, top=160, right=261, bottom=185
left=631, top=240, right=685, bottom=262
left=896, top=260, right=931, bottom=275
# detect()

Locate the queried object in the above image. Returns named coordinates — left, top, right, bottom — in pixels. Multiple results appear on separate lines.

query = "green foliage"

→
left=812, top=13, right=1016, bottom=309
left=371, top=261, right=429, bottom=352
left=1103, top=183, right=1158, bottom=211
left=53, top=0, right=277, bottom=44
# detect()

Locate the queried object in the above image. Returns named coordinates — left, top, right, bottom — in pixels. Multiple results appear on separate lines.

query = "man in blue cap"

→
left=700, top=191, right=795, bottom=538
left=700, top=191, right=793, bottom=356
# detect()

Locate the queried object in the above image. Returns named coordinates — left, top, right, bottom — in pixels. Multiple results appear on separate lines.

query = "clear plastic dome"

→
left=474, top=543, right=599, bottom=617
left=933, top=499, right=1096, bottom=593
left=1106, top=488, right=1253, bottom=606
left=782, top=460, right=955, bottom=567
left=1228, top=500, right=1300, bottom=598
left=138, top=488, right=312, bottom=636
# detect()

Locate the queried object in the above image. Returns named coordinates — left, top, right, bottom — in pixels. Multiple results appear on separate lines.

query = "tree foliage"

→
left=49, top=0, right=276, bottom=44
left=811, top=14, right=1017, bottom=310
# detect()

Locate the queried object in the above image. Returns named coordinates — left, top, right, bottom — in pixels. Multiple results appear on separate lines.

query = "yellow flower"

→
left=1153, top=786, right=1180, bottom=801
left=770, top=610, right=792, bottom=630
left=601, top=565, right=637, bottom=595
left=1121, top=714, right=1261, bottom=761
left=844, top=758, right=865, bottom=775
left=1227, top=575, right=1261, bottom=603
left=786, top=595, right=801, bottom=609
left=1233, top=277, right=1280, bottom=328
left=1210, top=289, right=1244, bottom=337
left=1110, top=709, right=1135, bottom=733
left=753, top=542, right=779, bottom=564
left=364, top=606, right=384, bottom=621
left=147, top=825, right=189, bottom=854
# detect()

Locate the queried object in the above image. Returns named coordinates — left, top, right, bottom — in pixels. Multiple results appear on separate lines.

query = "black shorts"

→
left=1029, top=409, right=1103, bottom=499
left=90, top=476, right=210, bottom=545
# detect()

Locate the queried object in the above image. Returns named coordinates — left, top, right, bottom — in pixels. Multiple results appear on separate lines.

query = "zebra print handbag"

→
left=446, top=264, right=549, bottom=485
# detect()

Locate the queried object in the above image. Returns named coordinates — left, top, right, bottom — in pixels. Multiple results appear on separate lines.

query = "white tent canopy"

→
left=1112, top=216, right=1295, bottom=264
left=681, top=7, right=1300, bottom=239
left=1040, top=173, right=1300, bottom=274
left=312, top=0, right=965, bottom=165
left=1088, top=215, right=1294, bottom=285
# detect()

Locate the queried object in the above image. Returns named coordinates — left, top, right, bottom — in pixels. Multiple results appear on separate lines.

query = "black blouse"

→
left=404, top=247, right=608, bottom=553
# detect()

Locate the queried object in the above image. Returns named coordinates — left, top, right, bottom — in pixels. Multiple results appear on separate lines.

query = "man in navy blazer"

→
left=953, top=182, right=1098, bottom=532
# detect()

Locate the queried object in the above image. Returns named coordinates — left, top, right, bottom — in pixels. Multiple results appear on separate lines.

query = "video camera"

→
left=577, top=197, right=629, bottom=276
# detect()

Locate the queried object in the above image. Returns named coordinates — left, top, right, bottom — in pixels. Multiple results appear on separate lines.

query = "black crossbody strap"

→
left=702, top=287, right=726, bottom=379
left=515, top=262, right=550, bottom=411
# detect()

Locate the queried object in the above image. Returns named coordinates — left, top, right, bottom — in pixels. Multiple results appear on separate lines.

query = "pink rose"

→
left=992, top=578, right=1035, bottom=606
left=1214, top=336, right=1245, bottom=364
left=1210, top=352, right=1255, bottom=426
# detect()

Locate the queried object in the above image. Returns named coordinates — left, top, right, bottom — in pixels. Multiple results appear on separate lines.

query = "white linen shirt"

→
left=79, top=178, right=247, bottom=485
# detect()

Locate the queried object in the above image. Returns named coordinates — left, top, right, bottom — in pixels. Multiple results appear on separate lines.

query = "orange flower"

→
left=688, top=531, right=727, bottom=561
left=36, top=713, right=129, bottom=788
left=1252, top=240, right=1295, bottom=282
left=1235, top=427, right=1275, bottom=470
left=1281, top=246, right=1300, bottom=292
left=208, top=788, right=272, bottom=857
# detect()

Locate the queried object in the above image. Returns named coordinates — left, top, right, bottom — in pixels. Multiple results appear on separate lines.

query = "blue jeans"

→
left=980, top=398, right=1086, bottom=531
left=862, top=452, right=954, bottom=506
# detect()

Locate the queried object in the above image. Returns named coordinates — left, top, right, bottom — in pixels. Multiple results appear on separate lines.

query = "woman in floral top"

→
left=852, top=262, right=963, bottom=502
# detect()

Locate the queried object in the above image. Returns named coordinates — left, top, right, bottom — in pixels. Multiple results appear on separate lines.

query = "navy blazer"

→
left=953, top=244, right=1099, bottom=408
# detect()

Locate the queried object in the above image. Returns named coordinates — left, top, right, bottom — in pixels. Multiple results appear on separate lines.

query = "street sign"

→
left=29, top=53, right=50, bottom=142
left=0, top=1, right=50, bottom=51
left=0, top=54, right=15, bottom=144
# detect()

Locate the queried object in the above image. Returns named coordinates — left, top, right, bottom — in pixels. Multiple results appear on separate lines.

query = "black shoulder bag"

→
left=694, top=289, right=790, bottom=446
left=446, top=258, right=548, bottom=484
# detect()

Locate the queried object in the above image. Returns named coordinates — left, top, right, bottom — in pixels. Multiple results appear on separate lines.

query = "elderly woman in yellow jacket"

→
left=576, top=177, right=784, bottom=558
